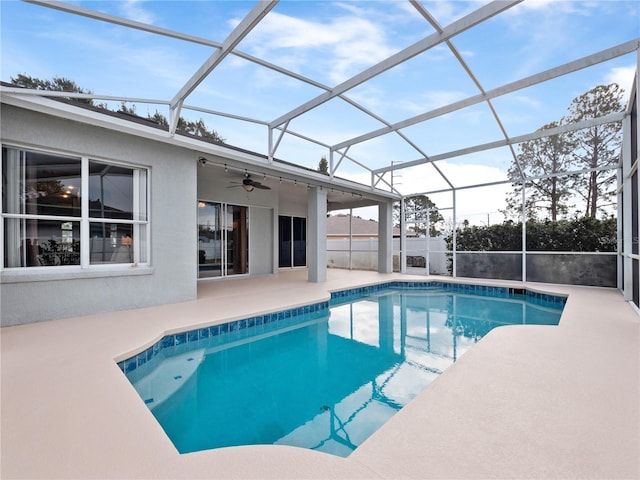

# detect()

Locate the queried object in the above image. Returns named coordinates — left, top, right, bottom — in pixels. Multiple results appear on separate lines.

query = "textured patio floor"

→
left=1, top=269, right=638, bottom=479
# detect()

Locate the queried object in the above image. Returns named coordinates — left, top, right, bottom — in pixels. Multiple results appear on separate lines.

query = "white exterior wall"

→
left=0, top=105, right=319, bottom=325
left=1, top=105, right=198, bottom=325
left=327, top=237, right=449, bottom=274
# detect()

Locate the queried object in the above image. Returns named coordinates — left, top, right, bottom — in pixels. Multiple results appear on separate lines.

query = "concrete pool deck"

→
left=1, top=269, right=638, bottom=479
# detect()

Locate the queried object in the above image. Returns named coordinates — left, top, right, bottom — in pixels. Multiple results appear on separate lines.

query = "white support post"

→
left=348, top=208, right=353, bottom=270
left=329, top=150, right=334, bottom=180
left=307, top=186, right=327, bottom=283
left=425, top=210, right=430, bottom=276
left=378, top=200, right=393, bottom=274
left=452, top=189, right=457, bottom=278
left=621, top=115, right=632, bottom=299
left=522, top=184, right=527, bottom=283
left=400, top=197, right=407, bottom=274
left=169, top=99, right=183, bottom=135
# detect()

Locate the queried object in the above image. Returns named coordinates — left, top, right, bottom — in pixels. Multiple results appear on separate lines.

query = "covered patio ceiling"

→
left=1, top=0, right=638, bottom=210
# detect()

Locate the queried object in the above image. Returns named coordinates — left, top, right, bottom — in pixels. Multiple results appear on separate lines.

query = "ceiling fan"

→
left=228, top=173, right=271, bottom=192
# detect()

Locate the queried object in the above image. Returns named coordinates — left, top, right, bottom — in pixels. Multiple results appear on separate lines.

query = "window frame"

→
left=1, top=144, right=151, bottom=273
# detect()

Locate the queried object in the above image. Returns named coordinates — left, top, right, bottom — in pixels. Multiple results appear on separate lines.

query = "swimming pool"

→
left=120, top=282, right=565, bottom=457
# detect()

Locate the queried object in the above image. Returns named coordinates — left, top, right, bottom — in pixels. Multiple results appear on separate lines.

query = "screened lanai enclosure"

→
left=1, top=0, right=639, bottom=312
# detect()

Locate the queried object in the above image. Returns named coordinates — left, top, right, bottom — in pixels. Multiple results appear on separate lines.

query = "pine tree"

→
left=10, top=74, right=224, bottom=142
left=317, top=156, right=329, bottom=175
left=11, top=74, right=94, bottom=105
left=504, top=121, right=575, bottom=221
left=565, top=84, right=623, bottom=217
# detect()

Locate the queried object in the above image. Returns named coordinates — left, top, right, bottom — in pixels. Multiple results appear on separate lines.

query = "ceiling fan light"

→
left=243, top=184, right=254, bottom=192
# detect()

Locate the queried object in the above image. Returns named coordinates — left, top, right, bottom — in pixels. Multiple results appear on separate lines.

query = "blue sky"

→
left=1, top=0, right=638, bottom=223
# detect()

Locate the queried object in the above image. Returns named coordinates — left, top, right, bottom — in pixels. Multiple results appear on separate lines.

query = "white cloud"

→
left=604, top=65, right=636, bottom=96
left=339, top=158, right=510, bottom=224
left=118, top=1, right=157, bottom=25
left=507, top=0, right=592, bottom=16
left=513, top=95, right=542, bottom=110
left=420, top=1, right=481, bottom=26
left=348, top=84, right=386, bottom=112
left=240, top=11, right=396, bottom=84
left=418, top=90, right=468, bottom=111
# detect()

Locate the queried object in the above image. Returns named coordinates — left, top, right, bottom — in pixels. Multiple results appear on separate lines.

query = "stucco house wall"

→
left=1, top=105, right=198, bottom=326
left=1, top=98, right=396, bottom=325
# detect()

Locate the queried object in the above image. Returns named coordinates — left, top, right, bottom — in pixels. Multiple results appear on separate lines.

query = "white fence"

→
left=327, top=237, right=448, bottom=274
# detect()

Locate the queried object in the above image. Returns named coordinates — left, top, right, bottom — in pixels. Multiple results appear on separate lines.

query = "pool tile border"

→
left=118, top=281, right=566, bottom=375
left=331, top=281, right=567, bottom=307
left=118, top=301, right=329, bottom=374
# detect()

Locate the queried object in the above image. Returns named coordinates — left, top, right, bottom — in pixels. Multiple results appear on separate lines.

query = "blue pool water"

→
left=122, top=283, right=565, bottom=457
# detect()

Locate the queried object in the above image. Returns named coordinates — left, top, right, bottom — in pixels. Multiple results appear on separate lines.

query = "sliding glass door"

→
left=198, top=201, right=248, bottom=278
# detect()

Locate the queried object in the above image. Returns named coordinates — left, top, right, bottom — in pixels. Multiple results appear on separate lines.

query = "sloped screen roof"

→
left=1, top=0, right=638, bottom=210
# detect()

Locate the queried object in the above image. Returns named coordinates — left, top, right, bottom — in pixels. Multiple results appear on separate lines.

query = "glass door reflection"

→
left=198, top=202, right=247, bottom=278
left=225, top=205, right=248, bottom=275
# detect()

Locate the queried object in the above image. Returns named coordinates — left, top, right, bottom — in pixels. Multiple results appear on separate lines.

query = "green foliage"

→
left=148, top=110, right=168, bottom=126
left=445, top=217, right=616, bottom=253
left=525, top=216, right=617, bottom=252
left=11, top=74, right=224, bottom=143
left=317, top=156, right=329, bottom=175
left=448, top=221, right=522, bottom=251
left=118, top=102, right=137, bottom=115
left=11, top=73, right=94, bottom=105
left=176, top=117, right=224, bottom=143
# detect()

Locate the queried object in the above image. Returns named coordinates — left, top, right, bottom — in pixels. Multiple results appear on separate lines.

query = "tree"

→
left=177, top=117, right=224, bottom=143
left=119, top=102, right=136, bottom=115
left=10, top=74, right=224, bottom=142
left=393, top=195, right=444, bottom=236
left=446, top=217, right=615, bottom=253
left=149, top=110, right=168, bottom=126
left=504, top=121, right=575, bottom=221
left=565, top=84, right=623, bottom=218
left=503, top=84, right=623, bottom=221
left=11, top=73, right=94, bottom=105
left=317, top=156, right=329, bottom=175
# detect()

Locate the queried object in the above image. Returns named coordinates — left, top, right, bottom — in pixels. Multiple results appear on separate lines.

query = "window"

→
left=279, top=215, right=306, bottom=268
left=2, top=146, right=148, bottom=269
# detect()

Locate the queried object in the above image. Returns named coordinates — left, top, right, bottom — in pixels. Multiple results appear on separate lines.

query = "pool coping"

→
left=1, top=270, right=638, bottom=479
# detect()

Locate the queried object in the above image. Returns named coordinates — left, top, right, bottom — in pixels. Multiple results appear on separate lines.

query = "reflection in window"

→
left=89, top=161, right=135, bottom=220
left=2, top=148, right=81, bottom=217
left=2, top=146, right=149, bottom=268
left=198, top=202, right=223, bottom=277
left=3, top=218, right=80, bottom=267
left=279, top=215, right=306, bottom=268
left=88, top=160, right=146, bottom=265
left=89, top=222, right=137, bottom=264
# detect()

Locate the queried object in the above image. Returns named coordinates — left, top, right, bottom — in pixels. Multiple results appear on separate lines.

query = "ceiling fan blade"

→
left=251, top=182, right=271, bottom=190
